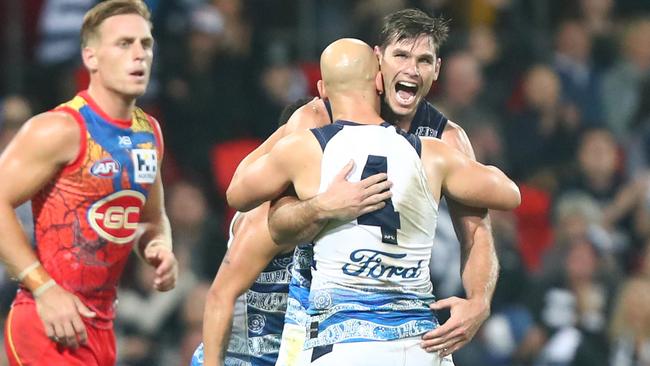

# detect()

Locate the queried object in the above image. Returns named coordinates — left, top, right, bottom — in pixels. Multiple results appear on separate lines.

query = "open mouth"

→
left=130, top=70, right=145, bottom=78
left=395, top=81, right=418, bottom=105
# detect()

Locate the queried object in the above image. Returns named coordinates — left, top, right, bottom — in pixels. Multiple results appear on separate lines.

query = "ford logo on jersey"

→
left=342, top=249, right=423, bottom=279
left=90, top=158, right=121, bottom=178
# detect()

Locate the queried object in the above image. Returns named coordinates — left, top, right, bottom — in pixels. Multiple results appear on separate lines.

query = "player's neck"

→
left=394, top=111, right=416, bottom=131
left=86, top=84, right=137, bottom=121
left=330, top=94, right=383, bottom=125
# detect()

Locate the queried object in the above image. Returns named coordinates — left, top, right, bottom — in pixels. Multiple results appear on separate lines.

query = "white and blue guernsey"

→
left=304, top=120, right=439, bottom=351
left=191, top=213, right=293, bottom=366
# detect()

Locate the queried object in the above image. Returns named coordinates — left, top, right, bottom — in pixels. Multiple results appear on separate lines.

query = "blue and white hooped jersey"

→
left=191, top=213, right=292, bottom=366
left=304, top=121, right=439, bottom=348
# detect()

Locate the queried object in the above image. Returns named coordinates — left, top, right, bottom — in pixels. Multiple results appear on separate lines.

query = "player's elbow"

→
left=483, top=167, right=520, bottom=210
left=226, top=185, right=253, bottom=212
left=225, top=185, right=240, bottom=210
left=495, top=180, right=521, bottom=211
left=268, top=225, right=298, bottom=247
left=205, top=283, right=237, bottom=313
left=506, top=182, right=521, bottom=210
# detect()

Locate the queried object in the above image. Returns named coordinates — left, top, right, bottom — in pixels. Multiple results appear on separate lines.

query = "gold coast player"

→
left=0, top=1, right=177, bottom=365
left=228, top=38, right=519, bottom=365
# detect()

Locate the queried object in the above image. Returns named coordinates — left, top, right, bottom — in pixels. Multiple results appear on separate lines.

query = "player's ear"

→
left=375, top=71, right=384, bottom=95
left=82, top=46, right=98, bottom=72
left=374, top=46, right=384, bottom=65
left=433, top=58, right=441, bottom=81
left=317, top=79, right=327, bottom=99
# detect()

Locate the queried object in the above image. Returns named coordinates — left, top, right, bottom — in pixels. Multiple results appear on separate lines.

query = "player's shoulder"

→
left=277, top=128, right=316, bottom=151
left=440, top=120, right=466, bottom=140
left=271, top=127, right=322, bottom=170
left=23, top=111, right=80, bottom=142
left=419, top=135, right=448, bottom=151
left=420, top=135, right=460, bottom=163
left=284, top=98, right=330, bottom=134
left=13, top=111, right=81, bottom=162
left=439, top=119, right=475, bottom=158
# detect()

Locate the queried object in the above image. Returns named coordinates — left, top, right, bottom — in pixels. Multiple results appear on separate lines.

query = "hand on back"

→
left=314, top=160, right=393, bottom=222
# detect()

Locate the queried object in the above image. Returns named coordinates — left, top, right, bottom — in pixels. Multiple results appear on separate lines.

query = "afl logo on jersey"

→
left=90, top=158, right=121, bottom=178
left=88, top=190, right=145, bottom=244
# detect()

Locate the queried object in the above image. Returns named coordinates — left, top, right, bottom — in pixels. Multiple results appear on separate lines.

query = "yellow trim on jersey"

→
left=58, top=95, right=88, bottom=112
left=6, top=307, right=25, bottom=366
left=131, top=108, right=153, bottom=132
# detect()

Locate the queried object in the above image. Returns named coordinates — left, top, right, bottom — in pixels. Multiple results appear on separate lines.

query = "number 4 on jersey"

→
left=357, top=155, right=401, bottom=244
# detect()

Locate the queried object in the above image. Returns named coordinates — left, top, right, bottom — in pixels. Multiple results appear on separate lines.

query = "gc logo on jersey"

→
left=90, top=158, right=121, bottom=178
left=131, top=149, right=157, bottom=184
left=88, top=190, right=145, bottom=244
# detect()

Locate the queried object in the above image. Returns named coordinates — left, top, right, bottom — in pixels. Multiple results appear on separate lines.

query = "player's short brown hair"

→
left=81, top=0, right=151, bottom=47
left=379, top=9, right=449, bottom=54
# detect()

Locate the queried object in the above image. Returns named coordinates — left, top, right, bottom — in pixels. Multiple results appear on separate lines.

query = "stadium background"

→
left=1, top=0, right=650, bottom=365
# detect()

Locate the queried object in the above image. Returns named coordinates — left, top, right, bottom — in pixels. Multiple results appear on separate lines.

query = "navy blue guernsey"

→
left=322, top=99, right=448, bottom=138
left=311, top=120, right=422, bottom=157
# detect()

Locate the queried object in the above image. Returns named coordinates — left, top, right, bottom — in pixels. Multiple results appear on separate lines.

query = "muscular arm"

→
left=202, top=204, right=286, bottom=366
left=226, top=133, right=302, bottom=212
left=422, top=122, right=515, bottom=356
left=268, top=162, right=391, bottom=245
left=441, top=123, right=498, bottom=300
left=229, top=99, right=328, bottom=195
left=0, top=112, right=77, bottom=279
left=433, top=132, right=520, bottom=210
left=230, top=124, right=288, bottom=188
left=0, top=112, right=96, bottom=348
left=232, top=99, right=389, bottom=244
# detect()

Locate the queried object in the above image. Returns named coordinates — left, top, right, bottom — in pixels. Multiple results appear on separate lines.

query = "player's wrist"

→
left=136, top=238, right=171, bottom=260
left=467, top=295, right=491, bottom=314
left=147, top=239, right=171, bottom=250
left=310, top=194, right=335, bottom=222
left=13, top=261, right=56, bottom=296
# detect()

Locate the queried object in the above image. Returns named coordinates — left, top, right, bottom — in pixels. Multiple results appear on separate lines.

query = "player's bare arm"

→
left=135, top=162, right=177, bottom=292
left=227, top=130, right=322, bottom=212
left=0, top=112, right=96, bottom=349
left=268, top=161, right=392, bottom=246
left=229, top=98, right=326, bottom=189
left=424, top=138, right=520, bottom=210
left=423, top=137, right=520, bottom=356
left=202, top=204, right=287, bottom=366
left=422, top=121, right=500, bottom=357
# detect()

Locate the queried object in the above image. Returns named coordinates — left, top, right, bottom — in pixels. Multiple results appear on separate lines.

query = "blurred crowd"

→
left=2, top=0, right=650, bottom=365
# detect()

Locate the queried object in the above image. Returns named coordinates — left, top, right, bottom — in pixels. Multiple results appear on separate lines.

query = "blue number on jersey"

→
left=357, top=155, right=401, bottom=244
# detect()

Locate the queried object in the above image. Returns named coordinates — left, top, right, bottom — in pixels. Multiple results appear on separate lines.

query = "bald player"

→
left=227, top=38, right=520, bottom=366
left=191, top=99, right=391, bottom=366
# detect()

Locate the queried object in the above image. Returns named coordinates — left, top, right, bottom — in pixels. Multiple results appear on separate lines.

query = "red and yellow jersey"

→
left=14, top=91, right=164, bottom=329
